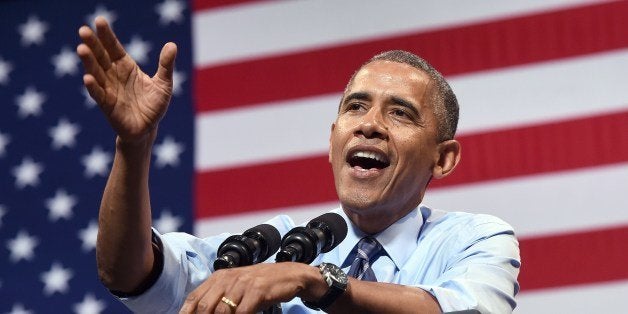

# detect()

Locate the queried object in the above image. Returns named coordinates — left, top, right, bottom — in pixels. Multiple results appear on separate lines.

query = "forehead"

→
left=347, top=60, right=432, bottom=103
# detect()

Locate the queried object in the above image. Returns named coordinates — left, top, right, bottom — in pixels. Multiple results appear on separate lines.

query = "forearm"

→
left=96, top=131, right=157, bottom=292
left=327, top=280, right=441, bottom=314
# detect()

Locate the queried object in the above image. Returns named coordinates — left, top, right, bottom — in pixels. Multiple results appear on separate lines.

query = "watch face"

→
left=303, top=263, right=348, bottom=310
left=322, top=263, right=348, bottom=286
left=329, top=269, right=347, bottom=282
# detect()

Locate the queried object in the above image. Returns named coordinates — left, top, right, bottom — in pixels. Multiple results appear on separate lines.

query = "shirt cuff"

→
left=115, top=229, right=188, bottom=313
left=109, top=230, right=164, bottom=297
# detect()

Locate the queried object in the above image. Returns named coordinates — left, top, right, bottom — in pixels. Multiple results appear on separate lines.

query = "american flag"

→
left=1, top=0, right=193, bottom=313
left=2, top=0, right=628, bottom=313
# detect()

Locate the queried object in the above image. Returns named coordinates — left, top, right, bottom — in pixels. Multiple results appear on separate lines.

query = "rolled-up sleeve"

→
left=117, top=229, right=228, bottom=313
left=417, top=216, right=521, bottom=313
left=115, top=215, right=297, bottom=313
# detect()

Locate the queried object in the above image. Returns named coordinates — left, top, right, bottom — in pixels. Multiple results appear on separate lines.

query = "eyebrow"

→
left=343, top=92, right=371, bottom=105
left=390, top=96, right=420, bottom=117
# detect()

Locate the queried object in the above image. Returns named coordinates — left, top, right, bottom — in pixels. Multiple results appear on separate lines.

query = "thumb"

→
left=154, top=42, right=177, bottom=84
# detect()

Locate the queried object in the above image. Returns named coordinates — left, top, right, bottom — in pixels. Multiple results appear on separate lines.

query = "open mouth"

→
left=347, top=150, right=390, bottom=170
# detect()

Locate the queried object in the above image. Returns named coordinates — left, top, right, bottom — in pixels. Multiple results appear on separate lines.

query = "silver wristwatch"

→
left=302, top=263, right=349, bottom=310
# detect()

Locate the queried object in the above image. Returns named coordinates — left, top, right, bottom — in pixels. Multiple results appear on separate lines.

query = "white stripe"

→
left=454, top=49, right=628, bottom=133
left=423, top=162, right=628, bottom=237
left=195, top=94, right=338, bottom=171
left=194, top=202, right=338, bottom=237
left=192, top=0, right=598, bottom=67
left=195, top=50, right=628, bottom=170
left=194, top=163, right=628, bottom=238
left=516, top=280, right=628, bottom=313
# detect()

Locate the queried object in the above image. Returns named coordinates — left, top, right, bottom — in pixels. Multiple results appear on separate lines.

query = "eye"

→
left=346, top=102, right=364, bottom=111
left=391, top=108, right=409, bottom=118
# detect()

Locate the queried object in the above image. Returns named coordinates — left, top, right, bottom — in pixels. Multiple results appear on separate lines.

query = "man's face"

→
left=329, top=60, right=441, bottom=233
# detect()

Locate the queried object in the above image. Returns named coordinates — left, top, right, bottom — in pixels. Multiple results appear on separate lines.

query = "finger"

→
left=222, top=288, right=251, bottom=314
left=236, top=294, right=264, bottom=314
left=78, top=25, right=112, bottom=70
left=216, top=299, right=237, bottom=314
left=83, top=74, right=106, bottom=106
left=179, top=278, right=222, bottom=314
left=94, top=16, right=127, bottom=62
left=154, top=42, right=177, bottom=84
left=77, top=43, right=108, bottom=86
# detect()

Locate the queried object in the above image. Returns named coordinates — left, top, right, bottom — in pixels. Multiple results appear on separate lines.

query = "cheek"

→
left=396, top=137, right=435, bottom=169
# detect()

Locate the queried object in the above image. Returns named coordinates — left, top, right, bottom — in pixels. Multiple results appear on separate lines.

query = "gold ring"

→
left=221, top=296, right=238, bottom=309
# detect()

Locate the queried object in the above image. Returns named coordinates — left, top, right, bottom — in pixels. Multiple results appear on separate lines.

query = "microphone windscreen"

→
left=308, top=212, right=348, bottom=251
left=244, top=223, right=281, bottom=260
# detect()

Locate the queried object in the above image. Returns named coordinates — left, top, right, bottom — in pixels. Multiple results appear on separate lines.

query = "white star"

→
left=7, top=303, right=33, bottom=314
left=12, top=157, right=44, bottom=189
left=0, top=131, right=10, bottom=157
left=85, top=5, right=117, bottom=29
left=6, top=230, right=38, bottom=262
left=0, top=56, right=13, bottom=85
left=49, top=118, right=81, bottom=149
left=78, top=221, right=99, bottom=252
left=81, top=146, right=112, bottom=178
left=40, top=262, right=73, bottom=295
left=172, top=70, right=186, bottom=95
left=153, top=136, right=184, bottom=168
left=18, top=15, right=49, bottom=46
left=155, top=0, right=186, bottom=25
left=81, top=86, right=97, bottom=108
left=15, top=86, right=46, bottom=118
left=125, top=36, right=151, bottom=65
left=154, top=209, right=183, bottom=233
left=73, top=293, right=106, bottom=314
left=45, top=189, right=77, bottom=221
left=0, top=204, right=6, bottom=228
left=52, top=46, right=80, bottom=77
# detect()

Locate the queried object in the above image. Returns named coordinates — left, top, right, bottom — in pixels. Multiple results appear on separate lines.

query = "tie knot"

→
left=356, top=236, right=382, bottom=261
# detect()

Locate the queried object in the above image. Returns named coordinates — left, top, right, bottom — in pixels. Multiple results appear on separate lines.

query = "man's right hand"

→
left=77, top=16, right=177, bottom=145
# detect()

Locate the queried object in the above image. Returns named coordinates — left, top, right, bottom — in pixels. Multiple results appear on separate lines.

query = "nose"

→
left=355, top=107, right=388, bottom=140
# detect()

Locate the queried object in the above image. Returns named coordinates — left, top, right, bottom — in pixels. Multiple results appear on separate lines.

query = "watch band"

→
left=303, top=263, right=348, bottom=310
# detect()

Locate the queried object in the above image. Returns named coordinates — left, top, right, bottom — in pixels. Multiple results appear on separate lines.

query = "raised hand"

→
left=77, top=16, right=177, bottom=144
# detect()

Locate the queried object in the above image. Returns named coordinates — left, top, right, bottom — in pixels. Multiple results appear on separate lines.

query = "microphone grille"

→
left=244, top=223, right=281, bottom=257
left=309, top=212, right=348, bottom=247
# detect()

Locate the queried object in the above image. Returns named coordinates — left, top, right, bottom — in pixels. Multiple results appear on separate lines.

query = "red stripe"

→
left=194, top=1, right=628, bottom=112
left=519, top=225, right=628, bottom=291
left=195, top=109, right=628, bottom=217
left=192, top=0, right=268, bottom=11
left=431, top=108, right=628, bottom=188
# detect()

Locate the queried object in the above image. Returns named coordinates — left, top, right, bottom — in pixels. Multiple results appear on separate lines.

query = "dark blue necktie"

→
left=347, top=237, right=383, bottom=282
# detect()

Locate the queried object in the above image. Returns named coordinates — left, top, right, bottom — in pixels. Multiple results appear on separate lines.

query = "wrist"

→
left=116, top=129, right=157, bottom=153
left=299, top=264, right=330, bottom=302
left=117, top=128, right=157, bottom=146
left=301, top=263, right=348, bottom=311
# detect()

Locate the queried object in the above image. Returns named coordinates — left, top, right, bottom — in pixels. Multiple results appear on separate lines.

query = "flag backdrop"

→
left=1, top=0, right=627, bottom=313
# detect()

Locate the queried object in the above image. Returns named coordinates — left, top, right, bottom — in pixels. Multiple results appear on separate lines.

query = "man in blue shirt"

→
left=78, top=17, right=519, bottom=313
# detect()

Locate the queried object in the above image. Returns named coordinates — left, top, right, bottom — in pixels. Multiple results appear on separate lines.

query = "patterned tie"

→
left=347, top=237, right=383, bottom=282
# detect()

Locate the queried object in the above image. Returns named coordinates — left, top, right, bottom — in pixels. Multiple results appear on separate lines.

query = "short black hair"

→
left=345, top=50, right=459, bottom=141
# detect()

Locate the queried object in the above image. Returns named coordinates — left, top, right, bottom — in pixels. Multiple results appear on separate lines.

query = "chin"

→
left=338, top=191, right=383, bottom=215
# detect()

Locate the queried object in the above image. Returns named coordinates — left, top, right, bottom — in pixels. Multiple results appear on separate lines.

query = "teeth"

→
left=352, top=151, right=386, bottom=163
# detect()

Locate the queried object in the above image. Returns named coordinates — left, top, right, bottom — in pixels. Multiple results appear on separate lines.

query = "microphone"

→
left=213, top=223, right=281, bottom=270
left=275, top=213, right=348, bottom=264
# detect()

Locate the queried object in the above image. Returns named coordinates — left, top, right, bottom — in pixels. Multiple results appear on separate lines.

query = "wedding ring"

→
left=221, top=296, right=238, bottom=309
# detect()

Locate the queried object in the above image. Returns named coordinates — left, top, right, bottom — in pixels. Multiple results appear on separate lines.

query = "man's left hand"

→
left=178, top=262, right=326, bottom=314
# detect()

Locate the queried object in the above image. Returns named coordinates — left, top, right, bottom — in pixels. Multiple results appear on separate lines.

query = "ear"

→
left=328, top=123, right=336, bottom=164
left=432, top=139, right=461, bottom=179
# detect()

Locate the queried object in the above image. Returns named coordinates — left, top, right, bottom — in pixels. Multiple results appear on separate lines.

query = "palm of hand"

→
left=102, top=55, right=172, bottom=142
left=78, top=17, right=176, bottom=144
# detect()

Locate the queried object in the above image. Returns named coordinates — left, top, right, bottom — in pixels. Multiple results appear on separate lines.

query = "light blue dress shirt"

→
left=119, top=205, right=520, bottom=313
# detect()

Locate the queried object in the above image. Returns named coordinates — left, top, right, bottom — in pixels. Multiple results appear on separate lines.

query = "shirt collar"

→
left=332, top=206, right=424, bottom=270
